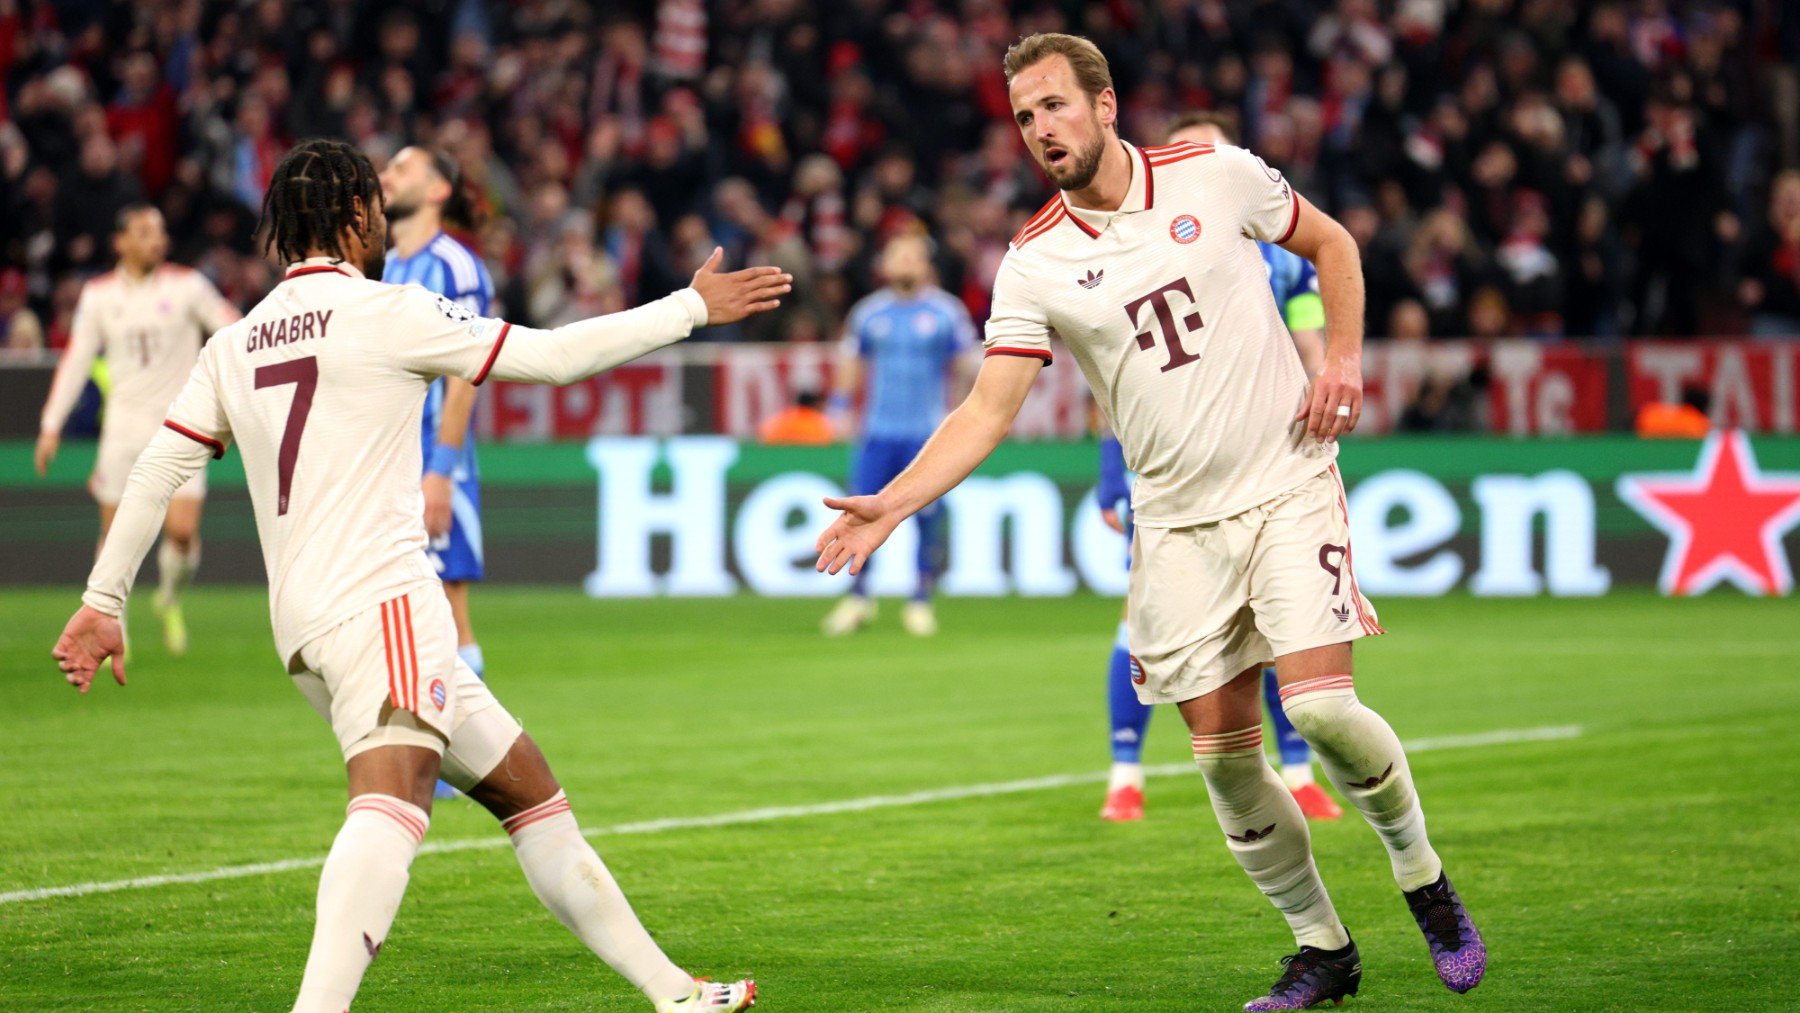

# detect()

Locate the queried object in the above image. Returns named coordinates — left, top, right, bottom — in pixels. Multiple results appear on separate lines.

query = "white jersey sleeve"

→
left=981, top=251, right=1054, bottom=364
left=1216, top=144, right=1302, bottom=245
left=188, top=270, right=242, bottom=334
left=81, top=347, right=227, bottom=616
left=39, top=286, right=105, bottom=434
left=162, top=341, right=233, bottom=457
left=383, top=284, right=512, bottom=383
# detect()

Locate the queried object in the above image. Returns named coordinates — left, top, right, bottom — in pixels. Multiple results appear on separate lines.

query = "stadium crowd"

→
left=1, top=0, right=1798, bottom=359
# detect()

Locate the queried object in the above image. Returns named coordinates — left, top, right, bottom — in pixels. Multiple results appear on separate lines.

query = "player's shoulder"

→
left=81, top=270, right=120, bottom=294
left=1141, top=139, right=1235, bottom=192
left=848, top=287, right=898, bottom=322
left=920, top=285, right=968, bottom=315
left=427, top=233, right=489, bottom=290
left=1140, top=139, right=1218, bottom=168
left=1009, top=194, right=1070, bottom=251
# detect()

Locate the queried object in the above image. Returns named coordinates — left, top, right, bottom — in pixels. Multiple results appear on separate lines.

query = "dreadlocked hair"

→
left=258, top=138, right=381, bottom=264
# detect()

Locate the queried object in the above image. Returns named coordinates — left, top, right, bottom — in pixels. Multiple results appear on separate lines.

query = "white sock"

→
left=156, top=539, right=198, bottom=602
left=1281, top=762, right=1316, bottom=789
left=1281, top=675, right=1444, bottom=891
left=1107, top=761, right=1144, bottom=792
left=505, top=792, right=693, bottom=1003
left=294, top=795, right=428, bottom=1013
left=1193, top=727, right=1348, bottom=950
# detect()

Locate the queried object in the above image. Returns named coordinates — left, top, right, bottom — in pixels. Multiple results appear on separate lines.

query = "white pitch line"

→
left=0, top=724, right=1581, bottom=906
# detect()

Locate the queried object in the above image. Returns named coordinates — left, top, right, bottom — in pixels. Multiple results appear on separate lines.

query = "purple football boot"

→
left=1242, top=938, right=1361, bottom=1010
left=1404, top=871, right=1487, bottom=993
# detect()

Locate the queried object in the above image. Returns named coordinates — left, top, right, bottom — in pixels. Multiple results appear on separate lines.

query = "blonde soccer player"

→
left=815, top=34, right=1485, bottom=1009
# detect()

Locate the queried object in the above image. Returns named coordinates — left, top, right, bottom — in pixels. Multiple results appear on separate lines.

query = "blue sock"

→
left=1263, top=666, right=1310, bottom=768
left=458, top=642, right=485, bottom=680
left=1108, top=623, right=1151, bottom=763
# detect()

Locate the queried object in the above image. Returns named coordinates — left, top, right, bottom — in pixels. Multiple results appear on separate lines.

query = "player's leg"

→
left=1100, top=608, right=1151, bottom=821
left=442, top=688, right=753, bottom=1011
left=1128, top=523, right=1357, bottom=1009
left=1254, top=468, right=1484, bottom=993
left=901, top=438, right=941, bottom=635
left=155, top=490, right=203, bottom=655
left=294, top=741, right=441, bottom=1013
left=431, top=486, right=487, bottom=797
left=290, top=591, right=460, bottom=1012
left=823, top=438, right=889, bottom=635
left=1262, top=665, right=1341, bottom=819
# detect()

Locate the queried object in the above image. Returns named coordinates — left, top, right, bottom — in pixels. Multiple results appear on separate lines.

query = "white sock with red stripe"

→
left=1192, top=726, right=1349, bottom=950
left=294, top=794, right=428, bottom=1013
left=505, top=792, right=694, bottom=1003
left=1280, top=675, right=1443, bottom=891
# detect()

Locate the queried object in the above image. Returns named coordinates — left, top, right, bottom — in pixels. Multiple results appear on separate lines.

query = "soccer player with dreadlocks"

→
left=52, top=139, right=789, bottom=1012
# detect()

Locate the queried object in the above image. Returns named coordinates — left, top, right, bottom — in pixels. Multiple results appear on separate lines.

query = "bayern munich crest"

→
left=1169, top=214, right=1201, bottom=244
left=430, top=679, right=448, bottom=710
left=1128, top=654, right=1147, bottom=685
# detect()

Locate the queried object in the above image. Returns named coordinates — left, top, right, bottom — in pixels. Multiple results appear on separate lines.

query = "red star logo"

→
left=1617, top=431, right=1800, bottom=596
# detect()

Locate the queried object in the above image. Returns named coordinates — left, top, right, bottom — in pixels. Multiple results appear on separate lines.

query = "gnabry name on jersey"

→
left=246, top=310, right=333, bottom=352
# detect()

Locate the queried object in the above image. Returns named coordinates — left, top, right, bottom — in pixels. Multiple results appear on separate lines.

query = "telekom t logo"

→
left=1124, top=278, right=1204, bottom=372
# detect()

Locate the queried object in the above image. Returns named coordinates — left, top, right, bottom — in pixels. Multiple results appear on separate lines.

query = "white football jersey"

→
left=160, top=259, right=513, bottom=662
left=985, top=141, right=1335, bottom=527
left=41, top=264, right=241, bottom=437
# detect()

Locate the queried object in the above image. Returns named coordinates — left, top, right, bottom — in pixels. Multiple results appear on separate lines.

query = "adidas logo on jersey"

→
left=1077, top=269, right=1104, bottom=289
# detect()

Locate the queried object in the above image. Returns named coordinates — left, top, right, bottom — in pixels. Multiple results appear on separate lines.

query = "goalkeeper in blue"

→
left=1097, top=111, right=1342, bottom=823
left=379, top=146, right=495, bottom=799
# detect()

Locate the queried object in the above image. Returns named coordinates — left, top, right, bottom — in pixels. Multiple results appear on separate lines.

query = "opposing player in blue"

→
left=380, top=146, right=494, bottom=798
left=1096, top=112, right=1341, bottom=823
left=821, top=233, right=979, bottom=637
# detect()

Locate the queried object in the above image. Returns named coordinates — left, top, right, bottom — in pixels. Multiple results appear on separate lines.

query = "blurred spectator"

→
left=0, top=267, right=43, bottom=357
left=1738, top=170, right=1800, bottom=337
left=0, top=0, right=1793, bottom=348
left=759, top=390, right=836, bottom=445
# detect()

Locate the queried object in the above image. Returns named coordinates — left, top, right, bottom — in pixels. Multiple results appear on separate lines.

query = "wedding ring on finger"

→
left=1335, top=405, right=1351, bottom=417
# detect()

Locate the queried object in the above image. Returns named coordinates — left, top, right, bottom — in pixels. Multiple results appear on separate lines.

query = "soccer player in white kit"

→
left=814, top=35, right=1486, bottom=1009
left=36, top=204, right=240, bottom=655
left=52, top=140, right=788, bottom=1013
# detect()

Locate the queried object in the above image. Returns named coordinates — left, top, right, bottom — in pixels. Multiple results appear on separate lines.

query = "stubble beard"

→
left=1051, top=131, right=1107, bottom=193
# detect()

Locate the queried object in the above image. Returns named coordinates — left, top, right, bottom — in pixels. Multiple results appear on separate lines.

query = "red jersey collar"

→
left=285, top=258, right=364, bottom=280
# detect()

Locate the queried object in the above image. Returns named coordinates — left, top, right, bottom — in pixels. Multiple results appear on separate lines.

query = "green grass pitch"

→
left=1, top=588, right=1795, bottom=1010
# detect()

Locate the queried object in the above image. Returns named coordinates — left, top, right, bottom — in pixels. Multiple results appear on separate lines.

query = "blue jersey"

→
left=846, top=286, right=976, bottom=441
left=384, top=232, right=494, bottom=582
left=383, top=233, right=494, bottom=468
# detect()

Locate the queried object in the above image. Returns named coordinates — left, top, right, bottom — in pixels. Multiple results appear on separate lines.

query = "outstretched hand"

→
left=814, top=494, right=902, bottom=576
left=1295, top=356, right=1363, bottom=441
left=690, top=247, right=793, bottom=325
left=53, top=605, right=126, bottom=694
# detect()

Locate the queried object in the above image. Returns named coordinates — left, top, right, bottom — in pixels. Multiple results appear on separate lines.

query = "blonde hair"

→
left=1002, top=33, right=1112, bottom=101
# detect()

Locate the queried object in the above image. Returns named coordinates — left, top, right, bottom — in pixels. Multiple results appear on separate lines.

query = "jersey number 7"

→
left=255, top=357, right=317, bottom=516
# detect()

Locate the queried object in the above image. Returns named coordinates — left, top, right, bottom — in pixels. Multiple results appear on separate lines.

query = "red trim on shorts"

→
left=398, top=594, right=420, bottom=712
left=380, top=601, right=398, bottom=710
left=471, top=322, right=511, bottom=386
left=1275, top=189, right=1301, bottom=245
left=984, top=346, right=1053, bottom=364
left=162, top=420, right=225, bottom=459
left=1330, top=465, right=1385, bottom=636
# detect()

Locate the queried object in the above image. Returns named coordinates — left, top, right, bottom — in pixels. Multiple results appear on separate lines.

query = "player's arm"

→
left=814, top=353, right=1041, bottom=575
left=54, top=356, right=230, bottom=692
left=480, top=250, right=789, bottom=384
left=190, top=271, right=242, bottom=333
left=1277, top=196, right=1363, bottom=439
left=35, top=288, right=104, bottom=476
left=828, top=324, right=864, bottom=434
left=422, top=377, right=475, bottom=538
left=1283, top=259, right=1327, bottom=379
left=1097, top=434, right=1129, bottom=534
left=815, top=254, right=1048, bottom=576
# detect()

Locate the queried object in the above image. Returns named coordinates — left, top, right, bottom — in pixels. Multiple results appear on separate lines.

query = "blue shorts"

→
left=429, top=475, right=485, bottom=583
left=853, top=437, right=942, bottom=520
